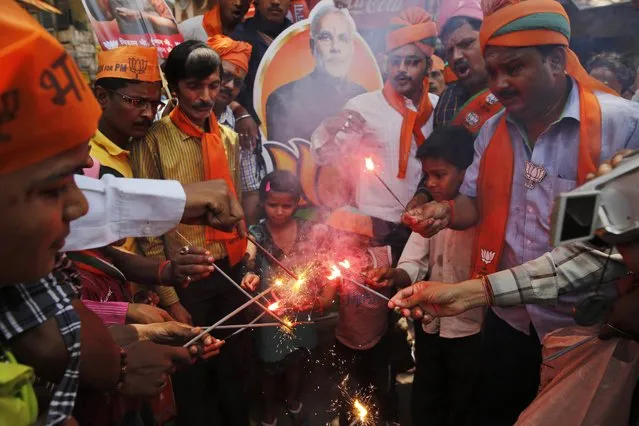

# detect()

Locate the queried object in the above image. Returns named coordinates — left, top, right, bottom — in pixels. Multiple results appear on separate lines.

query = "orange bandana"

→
left=97, top=46, right=161, bottom=82
left=0, top=0, right=101, bottom=175
left=386, top=7, right=438, bottom=57
left=382, top=80, right=433, bottom=179
left=169, top=106, right=247, bottom=265
left=207, top=35, right=252, bottom=73
left=470, top=0, right=614, bottom=277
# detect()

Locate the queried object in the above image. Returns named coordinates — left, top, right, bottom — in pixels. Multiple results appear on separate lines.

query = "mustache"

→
left=268, top=6, right=283, bottom=12
left=133, top=118, right=153, bottom=127
left=453, top=58, right=470, bottom=70
left=496, top=88, right=518, bottom=100
left=192, top=101, right=213, bottom=109
left=394, top=73, right=411, bottom=81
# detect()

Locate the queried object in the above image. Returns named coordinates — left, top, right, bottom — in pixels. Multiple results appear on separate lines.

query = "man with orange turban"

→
left=391, top=0, right=639, bottom=424
left=312, top=6, right=439, bottom=249
left=428, top=54, right=447, bottom=95
left=208, top=35, right=265, bottom=225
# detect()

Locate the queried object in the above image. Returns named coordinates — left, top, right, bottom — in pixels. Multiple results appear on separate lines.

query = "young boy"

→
left=369, top=126, right=482, bottom=426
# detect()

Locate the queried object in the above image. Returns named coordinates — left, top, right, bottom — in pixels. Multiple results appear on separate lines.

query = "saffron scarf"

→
left=382, top=79, right=433, bottom=179
left=169, top=106, right=247, bottom=266
left=451, top=88, right=503, bottom=134
left=470, top=0, right=615, bottom=277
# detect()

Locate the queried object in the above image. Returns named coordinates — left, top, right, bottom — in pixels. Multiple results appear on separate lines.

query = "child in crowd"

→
left=241, top=170, right=333, bottom=426
left=370, top=126, right=483, bottom=426
left=319, top=207, right=398, bottom=426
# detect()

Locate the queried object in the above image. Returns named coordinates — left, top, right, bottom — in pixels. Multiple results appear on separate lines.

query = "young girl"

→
left=241, top=171, right=333, bottom=426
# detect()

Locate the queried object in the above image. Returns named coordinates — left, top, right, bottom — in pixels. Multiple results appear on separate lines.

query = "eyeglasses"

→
left=107, top=89, right=162, bottom=111
left=221, top=71, right=245, bottom=89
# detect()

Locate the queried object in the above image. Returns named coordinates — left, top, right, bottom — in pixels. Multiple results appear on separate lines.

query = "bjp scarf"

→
left=0, top=0, right=101, bottom=174
left=471, top=0, right=617, bottom=278
left=385, top=7, right=437, bottom=179
left=169, top=106, right=247, bottom=266
left=203, top=4, right=223, bottom=36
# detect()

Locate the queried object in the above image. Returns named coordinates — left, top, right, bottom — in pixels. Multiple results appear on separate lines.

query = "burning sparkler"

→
left=330, top=260, right=390, bottom=302
left=268, top=300, right=281, bottom=311
left=351, top=400, right=369, bottom=425
left=364, top=157, right=408, bottom=212
left=247, top=234, right=299, bottom=280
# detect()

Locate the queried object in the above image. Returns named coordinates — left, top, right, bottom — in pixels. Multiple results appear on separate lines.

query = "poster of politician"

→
left=254, top=0, right=383, bottom=207
left=82, top=0, right=184, bottom=57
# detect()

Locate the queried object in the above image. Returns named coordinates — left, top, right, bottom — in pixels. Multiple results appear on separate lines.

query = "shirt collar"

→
left=92, top=130, right=130, bottom=157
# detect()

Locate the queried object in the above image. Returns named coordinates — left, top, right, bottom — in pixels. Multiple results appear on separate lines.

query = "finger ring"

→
left=344, top=121, right=350, bottom=129
left=180, top=246, right=190, bottom=255
left=184, top=276, right=192, bottom=283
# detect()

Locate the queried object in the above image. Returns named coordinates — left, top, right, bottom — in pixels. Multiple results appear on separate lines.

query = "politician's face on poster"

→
left=311, top=10, right=355, bottom=79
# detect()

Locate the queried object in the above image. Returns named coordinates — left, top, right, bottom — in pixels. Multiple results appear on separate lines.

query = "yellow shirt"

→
left=89, top=131, right=136, bottom=252
left=89, top=130, right=132, bottom=178
left=130, top=116, right=241, bottom=306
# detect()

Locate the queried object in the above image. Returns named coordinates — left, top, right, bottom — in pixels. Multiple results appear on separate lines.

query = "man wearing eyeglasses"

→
left=265, top=1, right=366, bottom=144
left=209, top=34, right=265, bottom=225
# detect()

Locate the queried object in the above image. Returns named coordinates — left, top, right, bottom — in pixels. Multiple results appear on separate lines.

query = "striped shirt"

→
left=488, top=242, right=631, bottom=307
left=130, top=116, right=241, bottom=306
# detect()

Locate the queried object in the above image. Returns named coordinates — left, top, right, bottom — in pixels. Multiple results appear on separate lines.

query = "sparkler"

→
left=174, top=230, right=291, bottom=344
left=330, top=261, right=390, bottom=302
left=247, top=234, right=299, bottom=280
left=364, top=157, right=408, bottom=212
left=207, top=321, right=314, bottom=330
left=348, top=400, right=369, bottom=426
left=226, top=311, right=267, bottom=339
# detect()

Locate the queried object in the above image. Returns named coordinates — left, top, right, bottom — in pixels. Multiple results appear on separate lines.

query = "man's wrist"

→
left=458, top=279, right=490, bottom=309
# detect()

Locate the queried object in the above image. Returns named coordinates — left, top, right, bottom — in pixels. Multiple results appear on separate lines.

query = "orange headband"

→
left=97, top=46, right=161, bottom=82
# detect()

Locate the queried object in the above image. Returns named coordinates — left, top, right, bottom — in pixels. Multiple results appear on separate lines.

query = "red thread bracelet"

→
left=157, top=260, right=171, bottom=285
left=480, top=275, right=494, bottom=305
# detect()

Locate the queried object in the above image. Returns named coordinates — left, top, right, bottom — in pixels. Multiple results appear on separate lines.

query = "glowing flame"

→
left=338, top=259, right=351, bottom=269
left=275, top=279, right=283, bottom=287
left=292, top=278, right=305, bottom=292
left=365, top=157, right=375, bottom=171
left=327, top=265, right=342, bottom=281
left=280, top=317, right=295, bottom=334
left=353, top=399, right=368, bottom=421
left=268, top=301, right=280, bottom=311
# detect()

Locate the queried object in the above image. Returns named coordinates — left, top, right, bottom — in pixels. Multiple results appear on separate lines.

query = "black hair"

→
left=416, top=125, right=475, bottom=170
left=440, top=16, right=482, bottom=41
left=94, top=77, right=141, bottom=91
left=164, top=40, right=221, bottom=88
left=258, top=170, right=302, bottom=203
left=586, top=52, right=636, bottom=93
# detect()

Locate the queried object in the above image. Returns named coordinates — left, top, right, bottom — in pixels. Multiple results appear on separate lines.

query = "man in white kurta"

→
left=311, top=7, right=440, bottom=226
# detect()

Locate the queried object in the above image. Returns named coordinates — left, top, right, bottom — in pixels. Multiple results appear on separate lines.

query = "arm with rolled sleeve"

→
left=64, top=174, right=186, bottom=251
left=130, top=136, right=180, bottom=307
left=487, top=242, right=629, bottom=306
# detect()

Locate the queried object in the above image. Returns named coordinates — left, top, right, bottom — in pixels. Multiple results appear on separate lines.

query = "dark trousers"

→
left=474, top=309, right=542, bottom=426
left=411, top=325, right=482, bottom=426
left=335, top=335, right=397, bottom=424
left=172, top=259, right=252, bottom=426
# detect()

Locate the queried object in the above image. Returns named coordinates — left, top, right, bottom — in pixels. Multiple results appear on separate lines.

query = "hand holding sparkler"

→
left=328, top=261, right=390, bottom=302
left=401, top=200, right=453, bottom=238
left=240, top=272, right=260, bottom=292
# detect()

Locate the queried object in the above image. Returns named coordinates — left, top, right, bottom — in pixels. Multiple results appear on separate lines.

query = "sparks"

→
left=292, top=277, right=305, bottom=292
left=338, top=259, right=351, bottom=269
left=327, top=265, right=342, bottom=281
left=354, top=400, right=368, bottom=421
left=268, top=301, right=280, bottom=311
left=364, top=157, right=375, bottom=172
left=275, top=279, right=283, bottom=287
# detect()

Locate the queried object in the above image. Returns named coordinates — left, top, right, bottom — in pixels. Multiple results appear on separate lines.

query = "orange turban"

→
left=0, top=0, right=101, bottom=175
left=431, top=55, right=446, bottom=72
left=96, top=46, right=161, bottom=82
left=386, top=7, right=438, bottom=56
left=479, top=0, right=616, bottom=95
left=207, top=35, right=253, bottom=73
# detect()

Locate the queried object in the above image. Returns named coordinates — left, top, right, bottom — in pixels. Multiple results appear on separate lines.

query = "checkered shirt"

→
left=0, top=254, right=81, bottom=426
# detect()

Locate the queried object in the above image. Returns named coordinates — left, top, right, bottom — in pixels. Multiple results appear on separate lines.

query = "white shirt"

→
left=63, top=174, right=186, bottom=251
left=311, top=90, right=439, bottom=223
left=178, top=15, right=207, bottom=42
left=397, top=229, right=483, bottom=339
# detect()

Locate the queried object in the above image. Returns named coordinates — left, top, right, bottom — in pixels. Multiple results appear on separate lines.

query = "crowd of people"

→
left=2, top=0, right=639, bottom=425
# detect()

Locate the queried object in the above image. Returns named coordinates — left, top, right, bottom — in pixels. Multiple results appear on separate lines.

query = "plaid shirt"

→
left=488, top=242, right=631, bottom=306
left=0, top=254, right=81, bottom=426
left=433, top=82, right=470, bottom=130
